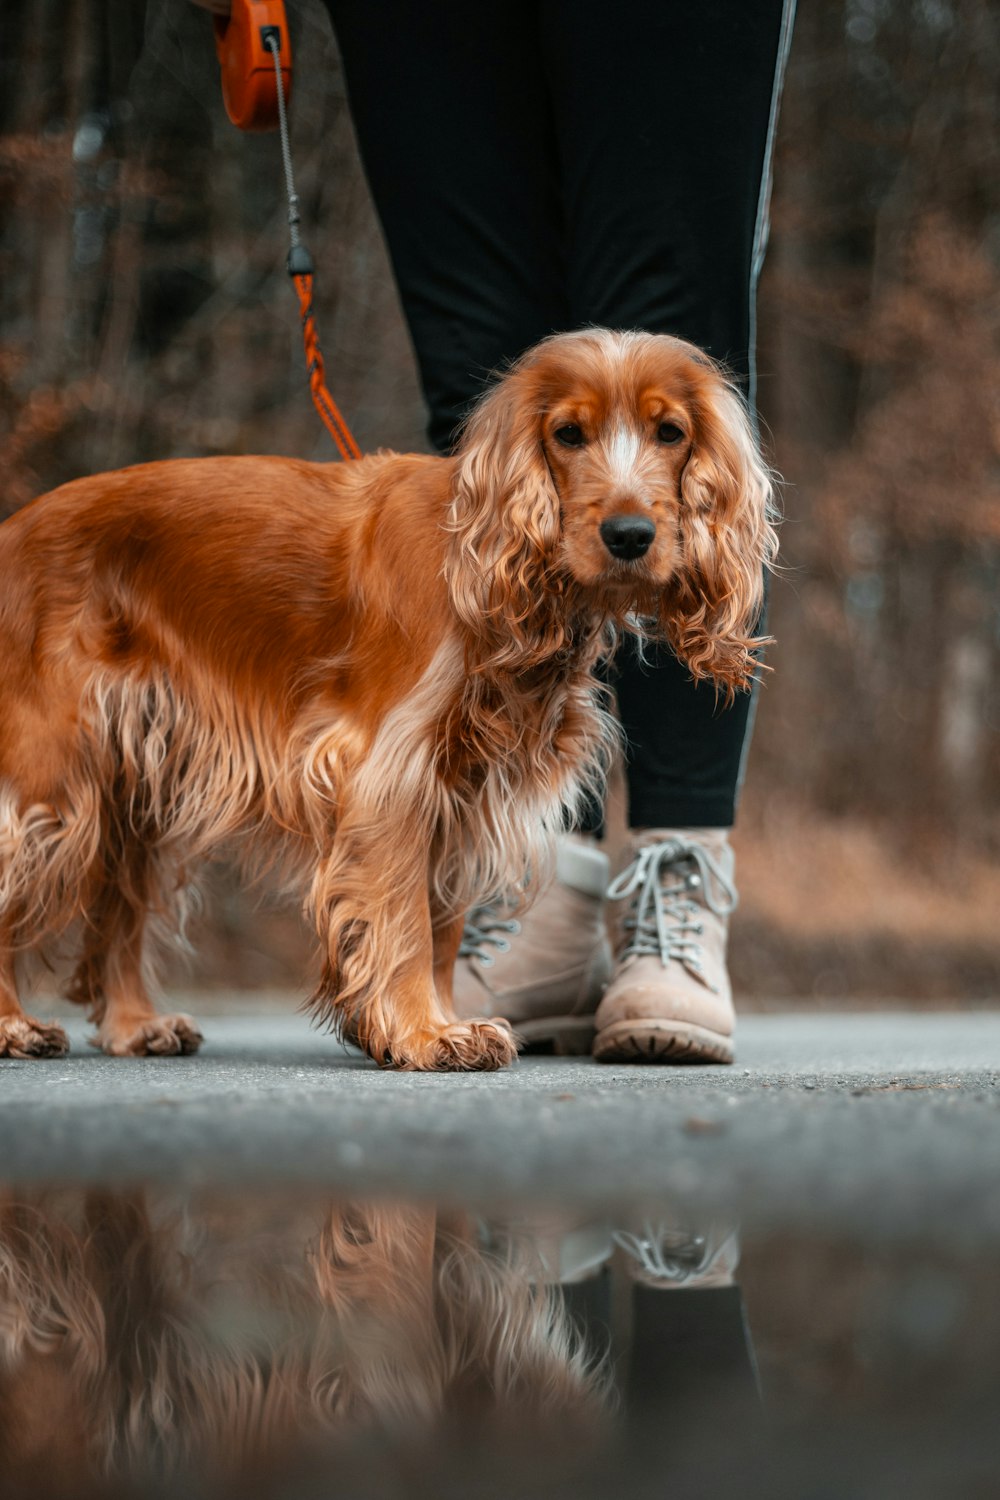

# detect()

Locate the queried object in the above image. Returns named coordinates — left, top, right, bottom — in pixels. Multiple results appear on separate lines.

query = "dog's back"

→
left=0, top=451, right=463, bottom=1059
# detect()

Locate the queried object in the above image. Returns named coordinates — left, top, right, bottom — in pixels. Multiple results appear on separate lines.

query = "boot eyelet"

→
left=495, top=939, right=510, bottom=954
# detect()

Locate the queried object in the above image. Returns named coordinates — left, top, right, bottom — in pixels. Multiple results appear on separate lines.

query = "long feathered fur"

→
left=0, top=329, right=776, bottom=1070
left=0, top=1191, right=611, bottom=1490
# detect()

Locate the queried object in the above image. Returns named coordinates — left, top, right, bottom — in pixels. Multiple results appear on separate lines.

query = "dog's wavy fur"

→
left=0, top=1191, right=610, bottom=1492
left=0, top=329, right=776, bottom=1069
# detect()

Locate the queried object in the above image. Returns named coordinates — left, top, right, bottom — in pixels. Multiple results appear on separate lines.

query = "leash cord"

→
left=264, top=31, right=361, bottom=461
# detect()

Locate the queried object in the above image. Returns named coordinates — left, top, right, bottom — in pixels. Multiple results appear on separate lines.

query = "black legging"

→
left=324, top=0, right=795, bottom=830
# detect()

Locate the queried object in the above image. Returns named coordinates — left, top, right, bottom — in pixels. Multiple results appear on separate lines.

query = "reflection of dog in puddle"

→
left=0, top=1191, right=611, bottom=1494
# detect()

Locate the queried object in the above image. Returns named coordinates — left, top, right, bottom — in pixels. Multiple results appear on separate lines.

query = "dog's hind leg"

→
left=66, top=841, right=202, bottom=1058
left=0, top=791, right=71, bottom=1056
left=0, top=936, right=69, bottom=1058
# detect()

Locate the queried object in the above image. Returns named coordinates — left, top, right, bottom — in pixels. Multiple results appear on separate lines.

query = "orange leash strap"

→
left=290, top=269, right=362, bottom=461
left=264, top=29, right=362, bottom=460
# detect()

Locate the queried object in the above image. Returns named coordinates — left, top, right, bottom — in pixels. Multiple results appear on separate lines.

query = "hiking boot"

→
left=452, top=837, right=612, bottom=1053
left=593, top=829, right=737, bottom=1065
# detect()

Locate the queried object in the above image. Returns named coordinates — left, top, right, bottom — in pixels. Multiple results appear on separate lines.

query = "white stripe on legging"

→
left=747, top=0, right=798, bottom=420
left=736, top=0, right=797, bottom=814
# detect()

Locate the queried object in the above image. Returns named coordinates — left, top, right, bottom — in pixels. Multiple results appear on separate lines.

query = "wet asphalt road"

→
left=2, top=1009, right=998, bottom=1246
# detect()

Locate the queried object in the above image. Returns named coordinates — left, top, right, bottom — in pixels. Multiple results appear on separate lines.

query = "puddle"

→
left=0, top=1183, right=997, bottom=1497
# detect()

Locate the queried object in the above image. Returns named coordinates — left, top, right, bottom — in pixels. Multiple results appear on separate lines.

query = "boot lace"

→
left=457, top=903, right=522, bottom=968
left=605, top=837, right=737, bottom=992
left=612, top=1220, right=741, bottom=1285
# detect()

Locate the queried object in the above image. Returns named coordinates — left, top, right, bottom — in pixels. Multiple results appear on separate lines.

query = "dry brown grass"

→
left=732, top=806, right=1000, bottom=946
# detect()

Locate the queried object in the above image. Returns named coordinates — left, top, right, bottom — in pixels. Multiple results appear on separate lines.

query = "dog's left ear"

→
left=661, top=378, right=778, bottom=700
left=447, top=362, right=564, bottom=670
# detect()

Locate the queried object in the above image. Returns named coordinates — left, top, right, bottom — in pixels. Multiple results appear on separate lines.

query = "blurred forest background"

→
left=1, top=0, right=997, bottom=1004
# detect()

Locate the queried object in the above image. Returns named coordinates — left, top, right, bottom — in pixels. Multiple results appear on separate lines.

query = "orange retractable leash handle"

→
left=214, top=0, right=292, bottom=132
left=213, top=0, right=361, bottom=460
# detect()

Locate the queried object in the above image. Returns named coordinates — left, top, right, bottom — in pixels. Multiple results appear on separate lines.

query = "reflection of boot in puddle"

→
left=614, top=1218, right=762, bottom=1447
left=505, top=1211, right=759, bottom=1442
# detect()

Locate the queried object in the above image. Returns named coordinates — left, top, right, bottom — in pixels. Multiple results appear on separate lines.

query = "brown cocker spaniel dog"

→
left=0, top=329, right=776, bottom=1070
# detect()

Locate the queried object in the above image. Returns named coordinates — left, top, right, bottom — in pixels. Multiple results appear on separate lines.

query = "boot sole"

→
left=516, top=1015, right=597, bottom=1057
left=592, top=1018, right=734, bottom=1066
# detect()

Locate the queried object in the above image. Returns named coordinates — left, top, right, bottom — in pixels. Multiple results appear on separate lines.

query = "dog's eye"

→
left=554, top=424, right=586, bottom=448
left=658, top=422, right=684, bottom=445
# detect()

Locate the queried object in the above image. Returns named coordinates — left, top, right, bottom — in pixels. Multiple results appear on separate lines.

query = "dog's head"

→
left=448, top=329, right=777, bottom=692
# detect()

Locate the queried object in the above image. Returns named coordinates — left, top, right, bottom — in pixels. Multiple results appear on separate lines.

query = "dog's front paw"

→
left=0, top=1015, right=70, bottom=1059
left=94, top=1012, right=204, bottom=1057
left=387, top=1019, right=517, bottom=1073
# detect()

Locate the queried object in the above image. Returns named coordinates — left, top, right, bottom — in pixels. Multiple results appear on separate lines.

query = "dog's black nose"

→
left=600, top=515, right=656, bottom=560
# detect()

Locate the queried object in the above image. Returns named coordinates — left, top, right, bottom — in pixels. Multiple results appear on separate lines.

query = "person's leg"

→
left=536, top=0, right=795, bottom=1063
left=542, top=0, right=795, bottom=831
left=324, top=0, right=569, bottom=453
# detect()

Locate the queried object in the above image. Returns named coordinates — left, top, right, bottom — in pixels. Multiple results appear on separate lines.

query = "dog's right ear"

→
left=446, top=362, right=564, bottom=671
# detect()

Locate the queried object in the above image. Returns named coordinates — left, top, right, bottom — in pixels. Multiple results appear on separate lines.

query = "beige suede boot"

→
left=452, top=837, right=612, bottom=1052
left=593, top=829, right=737, bottom=1065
